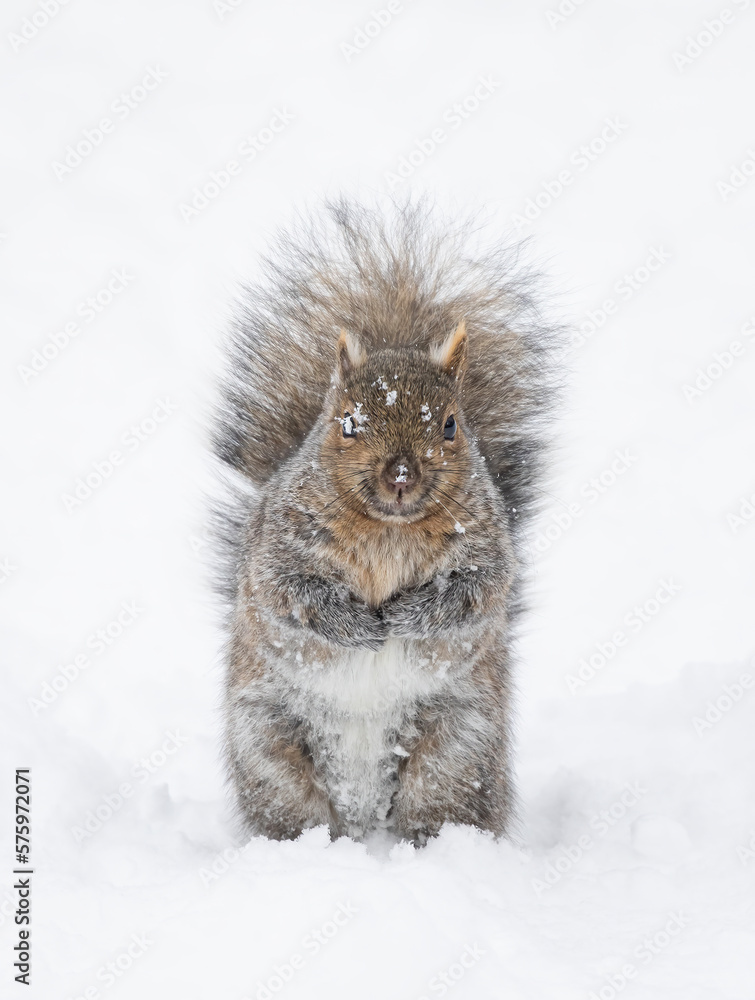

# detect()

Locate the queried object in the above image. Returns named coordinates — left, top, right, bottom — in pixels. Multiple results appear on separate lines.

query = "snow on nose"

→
left=382, top=456, right=420, bottom=496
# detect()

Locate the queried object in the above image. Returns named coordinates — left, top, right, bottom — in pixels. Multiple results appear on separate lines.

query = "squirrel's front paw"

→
left=348, top=601, right=388, bottom=650
left=289, top=594, right=387, bottom=650
left=381, top=585, right=436, bottom=639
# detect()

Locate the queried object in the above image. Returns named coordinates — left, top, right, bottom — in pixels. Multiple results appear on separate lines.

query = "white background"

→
left=2, top=1, right=754, bottom=998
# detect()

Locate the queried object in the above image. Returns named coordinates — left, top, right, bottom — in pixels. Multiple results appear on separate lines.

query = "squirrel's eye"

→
left=342, top=412, right=358, bottom=439
left=444, top=414, right=457, bottom=441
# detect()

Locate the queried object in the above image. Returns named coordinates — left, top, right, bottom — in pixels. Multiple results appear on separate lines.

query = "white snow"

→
left=338, top=402, right=368, bottom=435
left=336, top=413, right=355, bottom=435
left=351, top=401, right=368, bottom=428
left=2, top=1, right=754, bottom=998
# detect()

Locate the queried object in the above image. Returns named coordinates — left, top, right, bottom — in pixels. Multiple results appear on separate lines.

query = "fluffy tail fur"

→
left=213, top=198, right=561, bottom=531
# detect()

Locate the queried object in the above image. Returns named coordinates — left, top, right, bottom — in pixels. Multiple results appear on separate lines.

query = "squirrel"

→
left=212, top=199, right=558, bottom=844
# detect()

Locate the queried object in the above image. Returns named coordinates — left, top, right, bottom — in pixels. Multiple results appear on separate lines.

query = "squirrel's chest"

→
left=328, top=523, right=447, bottom=607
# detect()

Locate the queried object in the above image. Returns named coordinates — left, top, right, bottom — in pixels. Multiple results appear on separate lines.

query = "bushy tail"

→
left=213, top=198, right=562, bottom=529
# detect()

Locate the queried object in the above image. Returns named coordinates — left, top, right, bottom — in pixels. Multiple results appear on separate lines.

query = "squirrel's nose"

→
left=382, top=456, right=420, bottom=495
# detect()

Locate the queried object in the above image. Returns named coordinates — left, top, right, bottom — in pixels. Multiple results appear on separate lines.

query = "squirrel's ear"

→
left=337, top=329, right=365, bottom=379
left=432, top=321, right=467, bottom=380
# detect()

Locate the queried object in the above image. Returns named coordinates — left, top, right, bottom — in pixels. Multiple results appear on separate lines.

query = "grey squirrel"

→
left=213, top=199, right=559, bottom=843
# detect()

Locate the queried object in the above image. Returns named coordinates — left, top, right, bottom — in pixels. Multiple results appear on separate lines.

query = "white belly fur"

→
left=305, top=639, right=440, bottom=710
left=287, top=638, right=448, bottom=835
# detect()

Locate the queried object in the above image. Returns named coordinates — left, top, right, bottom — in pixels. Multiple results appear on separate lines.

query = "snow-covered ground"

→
left=2, top=1, right=754, bottom=997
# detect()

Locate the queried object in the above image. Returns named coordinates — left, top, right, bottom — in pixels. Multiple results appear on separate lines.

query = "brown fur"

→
left=213, top=199, right=560, bottom=842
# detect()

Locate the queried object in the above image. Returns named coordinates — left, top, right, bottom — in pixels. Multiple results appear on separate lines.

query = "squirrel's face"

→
left=322, top=323, right=472, bottom=524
